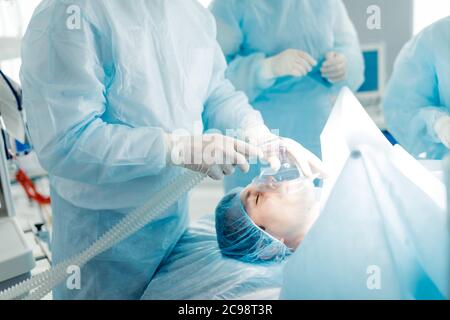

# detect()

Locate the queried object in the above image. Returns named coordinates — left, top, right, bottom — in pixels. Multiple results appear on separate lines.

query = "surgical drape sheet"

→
left=142, top=216, right=284, bottom=300
left=281, top=88, right=449, bottom=300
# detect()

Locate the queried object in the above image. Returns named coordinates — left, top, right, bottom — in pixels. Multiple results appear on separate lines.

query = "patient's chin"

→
left=284, top=236, right=302, bottom=251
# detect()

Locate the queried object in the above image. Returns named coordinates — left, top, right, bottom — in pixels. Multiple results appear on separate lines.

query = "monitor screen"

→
left=358, top=49, right=380, bottom=93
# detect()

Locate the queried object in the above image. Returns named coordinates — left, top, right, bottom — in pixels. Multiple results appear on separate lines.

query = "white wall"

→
left=198, top=0, right=212, bottom=8
left=0, top=0, right=41, bottom=81
left=414, top=0, right=450, bottom=34
left=0, top=0, right=41, bottom=37
left=0, top=0, right=22, bottom=37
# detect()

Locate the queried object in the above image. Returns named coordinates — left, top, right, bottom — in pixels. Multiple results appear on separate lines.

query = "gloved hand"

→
left=261, top=49, right=317, bottom=80
left=321, top=51, right=347, bottom=83
left=434, top=116, right=450, bottom=149
left=281, top=138, right=327, bottom=178
left=165, top=133, right=262, bottom=180
left=241, top=125, right=282, bottom=170
left=242, top=125, right=327, bottom=178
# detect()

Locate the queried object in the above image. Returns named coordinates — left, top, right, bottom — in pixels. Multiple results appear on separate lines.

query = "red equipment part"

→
left=15, top=168, right=51, bottom=206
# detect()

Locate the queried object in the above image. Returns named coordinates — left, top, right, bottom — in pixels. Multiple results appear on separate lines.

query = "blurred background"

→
left=1, top=0, right=449, bottom=225
left=1, top=0, right=449, bottom=248
left=0, top=0, right=448, bottom=298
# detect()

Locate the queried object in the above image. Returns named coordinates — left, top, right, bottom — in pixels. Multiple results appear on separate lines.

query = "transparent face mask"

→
left=253, top=139, right=313, bottom=194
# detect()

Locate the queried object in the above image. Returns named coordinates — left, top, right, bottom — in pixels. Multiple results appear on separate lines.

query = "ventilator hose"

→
left=0, top=170, right=206, bottom=300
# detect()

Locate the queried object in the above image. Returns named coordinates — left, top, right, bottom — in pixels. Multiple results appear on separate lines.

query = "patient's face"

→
left=240, top=181, right=319, bottom=249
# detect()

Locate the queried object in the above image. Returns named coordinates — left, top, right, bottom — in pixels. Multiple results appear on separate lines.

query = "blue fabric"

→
left=383, top=17, right=450, bottom=160
left=21, top=0, right=263, bottom=299
left=280, top=150, right=449, bottom=300
left=210, top=0, right=365, bottom=192
left=50, top=188, right=189, bottom=300
left=215, top=188, right=291, bottom=263
left=142, top=216, right=284, bottom=300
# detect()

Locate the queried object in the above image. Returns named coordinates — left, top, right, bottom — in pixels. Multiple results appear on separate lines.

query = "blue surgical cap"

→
left=215, top=188, right=291, bottom=263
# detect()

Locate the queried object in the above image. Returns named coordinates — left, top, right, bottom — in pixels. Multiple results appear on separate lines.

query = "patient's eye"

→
left=259, top=226, right=266, bottom=231
left=256, top=194, right=260, bottom=205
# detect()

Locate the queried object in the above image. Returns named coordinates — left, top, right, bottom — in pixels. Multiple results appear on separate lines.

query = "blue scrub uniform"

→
left=21, top=0, right=263, bottom=299
left=383, top=17, right=450, bottom=159
left=210, top=0, right=365, bottom=192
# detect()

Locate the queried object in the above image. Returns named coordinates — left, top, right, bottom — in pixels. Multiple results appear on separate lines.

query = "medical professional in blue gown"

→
left=20, top=0, right=324, bottom=299
left=384, top=17, right=450, bottom=159
left=210, top=0, right=365, bottom=192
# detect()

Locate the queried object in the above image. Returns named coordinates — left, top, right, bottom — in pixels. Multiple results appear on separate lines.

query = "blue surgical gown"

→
left=20, top=0, right=263, bottom=299
left=209, top=0, right=365, bottom=192
left=383, top=17, right=450, bottom=160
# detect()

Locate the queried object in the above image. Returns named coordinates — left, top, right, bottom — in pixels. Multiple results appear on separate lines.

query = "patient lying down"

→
left=215, top=178, right=320, bottom=263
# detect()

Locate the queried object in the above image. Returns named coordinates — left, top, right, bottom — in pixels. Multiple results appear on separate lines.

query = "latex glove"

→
left=261, top=49, right=317, bottom=80
left=281, top=138, right=327, bottom=179
left=321, top=52, right=347, bottom=83
left=243, top=125, right=327, bottom=179
left=434, top=116, right=450, bottom=149
left=165, top=133, right=262, bottom=180
left=242, top=125, right=282, bottom=171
